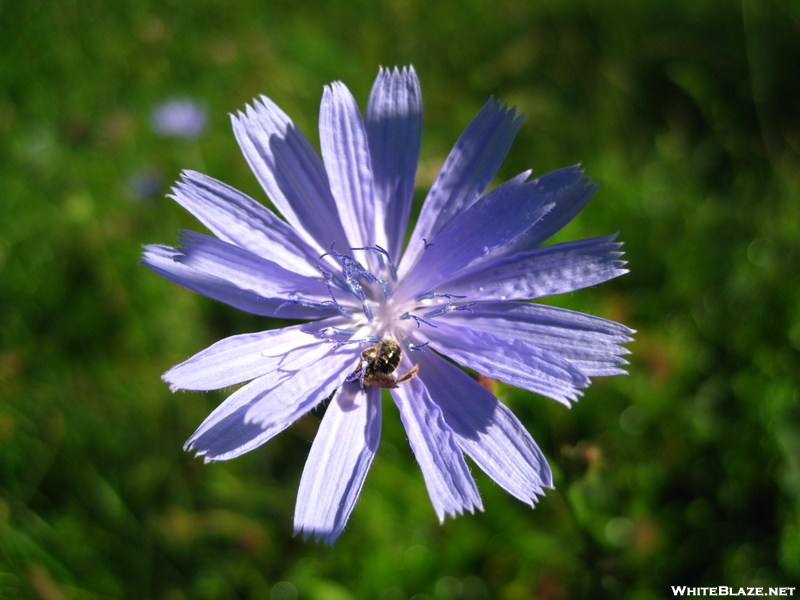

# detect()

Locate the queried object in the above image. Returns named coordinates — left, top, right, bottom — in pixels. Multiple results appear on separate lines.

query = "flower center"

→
left=307, top=243, right=475, bottom=354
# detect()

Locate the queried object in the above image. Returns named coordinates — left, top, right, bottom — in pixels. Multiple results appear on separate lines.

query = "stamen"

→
left=333, top=336, right=382, bottom=348
left=320, top=247, right=366, bottom=272
left=317, top=268, right=354, bottom=318
left=336, top=251, right=392, bottom=301
left=406, top=340, right=429, bottom=353
left=424, top=301, right=477, bottom=319
left=274, top=298, right=341, bottom=316
left=352, top=245, right=399, bottom=283
left=351, top=245, right=384, bottom=271
left=301, top=327, right=358, bottom=338
left=325, top=253, right=376, bottom=321
left=400, top=312, right=438, bottom=328
left=414, top=292, right=467, bottom=302
left=318, top=247, right=351, bottom=292
left=351, top=265, right=391, bottom=300
left=321, top=244, right=392, bottom=317
left=362, top=301, right=374, bottom=322
left=454, top=303, right=477, bottom=312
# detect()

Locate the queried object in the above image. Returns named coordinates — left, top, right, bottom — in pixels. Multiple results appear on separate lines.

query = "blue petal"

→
left=243, top=345, right=360, bottom=427
left=232, top=96, right=349, bottom=252
left=433, top=234, right=629, bottom=302
left=438, top=302, right=634, bottom=377
left=397, top=177, right=569, bottom=300
left=170, top=170, right=322, bottom=277
left=141, top=244, right=335, bottom=320
left=399, top=98, right=523, bottom=276
left=294, top=385, right=381, bottom=544
left=484, top=165, right=598, bottom=259
left=391, top=360, right=483, bottom=521
left=185, top=344, right=360, bottom=461
left=366, top=66, right=423, bottom=259
left=319, top=82, right=380, bottom=251
left=172, top=230, right=330, bottom=302
left=186, top=420, right=290, bottom=464
left=164, top=319, right=349, bottom=391
left=423, top=320, right=590, bottom=406
left=415, top=350, right=553, bottom=502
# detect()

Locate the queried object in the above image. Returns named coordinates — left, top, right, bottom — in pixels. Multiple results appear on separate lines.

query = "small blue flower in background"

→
left=150, top=97, right=208, bottom=139
left=142, top=66, right=633, bottom=543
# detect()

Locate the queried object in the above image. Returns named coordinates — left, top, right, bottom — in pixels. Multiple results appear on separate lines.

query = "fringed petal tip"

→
left=182, top=424, right=280, bottom=465
left=558, top=388, right=585, bottom=408
left=231, top=94, right=281, bottom=128
left=161, top=370, right=183, bottom=393
left=182, top=441, right=212, bottom=463
left=161, top=365, right=183, bottom=388
left=514, top=489, right=550, bottom=509
left=377, top=64, right=418, bottom=77
left=161, top=363, right=184, bottom=390
left=293, top=524, right=341, bottom=546
left=485, top=95, right=524, bottom=125
left=435, top=499, right=485, bottom=525
left=541, top=479, right=556, bottom=493
left=140, top=243, right=178, bottom=261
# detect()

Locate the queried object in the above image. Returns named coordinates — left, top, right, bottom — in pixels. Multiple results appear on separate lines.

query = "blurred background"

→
left=1, top=0, right=799, bottom=598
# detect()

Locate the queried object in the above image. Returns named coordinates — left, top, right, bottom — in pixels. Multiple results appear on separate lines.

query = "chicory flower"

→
left=150, top=97, right=208, bottom=140
left=143, top=66, right=633, bottom=543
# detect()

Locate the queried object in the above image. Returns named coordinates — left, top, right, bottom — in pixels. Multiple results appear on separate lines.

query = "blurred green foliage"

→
left=1, top=0, right=799, bottom=598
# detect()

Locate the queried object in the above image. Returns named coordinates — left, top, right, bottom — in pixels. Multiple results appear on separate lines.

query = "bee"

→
left=352, top=336, right=419, bottom=389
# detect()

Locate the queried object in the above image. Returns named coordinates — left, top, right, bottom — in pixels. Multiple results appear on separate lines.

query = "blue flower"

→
left=150, top=97, right=208, bottom=140
left=142, top=66, right=633, bottom=543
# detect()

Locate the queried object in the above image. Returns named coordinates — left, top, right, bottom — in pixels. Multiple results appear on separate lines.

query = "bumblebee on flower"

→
left=143, top=66, right=633, bottom=543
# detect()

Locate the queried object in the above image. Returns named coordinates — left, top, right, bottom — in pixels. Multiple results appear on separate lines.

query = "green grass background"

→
left=2, top=0, right=799, bottom=598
